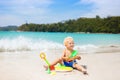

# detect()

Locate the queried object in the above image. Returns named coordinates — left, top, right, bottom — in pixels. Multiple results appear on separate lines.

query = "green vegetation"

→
left=17, top=16, right=120, bottom=33
left=0, top=26, right=18, bottom=31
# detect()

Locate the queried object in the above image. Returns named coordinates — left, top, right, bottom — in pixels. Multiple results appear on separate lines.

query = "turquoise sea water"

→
left=0, top=31, right=120, bottom=52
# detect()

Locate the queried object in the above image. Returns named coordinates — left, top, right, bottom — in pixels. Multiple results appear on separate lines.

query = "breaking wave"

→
left=0, top=36, right=64, bottom=52
left=1, top=35, right=118, bottom=53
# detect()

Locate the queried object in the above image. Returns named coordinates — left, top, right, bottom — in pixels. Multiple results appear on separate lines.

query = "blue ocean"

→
left=0, top=31, right=120, bottom=52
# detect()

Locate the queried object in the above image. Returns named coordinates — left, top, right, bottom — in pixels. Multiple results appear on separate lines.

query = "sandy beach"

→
left=0, top=47, right=120, bottom=80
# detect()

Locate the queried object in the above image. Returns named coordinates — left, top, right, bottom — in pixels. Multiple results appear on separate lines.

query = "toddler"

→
left=44, top=37, right=88, bottom=75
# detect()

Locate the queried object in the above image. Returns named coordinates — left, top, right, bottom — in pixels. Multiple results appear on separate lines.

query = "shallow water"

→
left=0, top=31, right=120, bottom=53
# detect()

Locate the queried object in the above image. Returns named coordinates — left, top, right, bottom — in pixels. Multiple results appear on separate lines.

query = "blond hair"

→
left=63, top=36, right=73, bottom=45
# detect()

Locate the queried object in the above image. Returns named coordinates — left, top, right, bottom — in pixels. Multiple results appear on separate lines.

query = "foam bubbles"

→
left=0, top=36, right=63, bottom=52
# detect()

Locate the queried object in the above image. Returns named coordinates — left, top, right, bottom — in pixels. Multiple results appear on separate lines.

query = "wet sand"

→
left=0, top=47, right=120, bottom=80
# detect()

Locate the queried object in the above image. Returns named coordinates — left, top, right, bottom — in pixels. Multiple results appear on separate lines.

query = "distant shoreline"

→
left=0, top=30, right=120, bottom=34
left=1, top=16, right=120, bottom=33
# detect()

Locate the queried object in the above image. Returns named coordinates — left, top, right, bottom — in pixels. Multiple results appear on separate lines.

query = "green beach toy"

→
left=40, top=52, right=52, bottom=74
left=69, top=50, right=78, bottom=58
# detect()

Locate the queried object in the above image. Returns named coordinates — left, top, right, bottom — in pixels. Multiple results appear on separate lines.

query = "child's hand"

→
left=63, top=57, right=74, bottom=62
left=74, top=55, right=81, bottom=60
left=66, top=58, right=73, bottom=62
left=77, top=56, right=81, bottom=60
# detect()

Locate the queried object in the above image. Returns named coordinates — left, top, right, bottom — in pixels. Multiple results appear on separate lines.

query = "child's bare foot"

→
left=82, top=70, right=88, bottom=75
left=43, top=65, right=48, bottom=70
left=81, top=65, right=88, bottom=75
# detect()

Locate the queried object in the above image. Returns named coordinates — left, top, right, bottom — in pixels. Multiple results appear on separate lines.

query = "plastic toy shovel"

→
left=40, top=52, right=55, bottom=75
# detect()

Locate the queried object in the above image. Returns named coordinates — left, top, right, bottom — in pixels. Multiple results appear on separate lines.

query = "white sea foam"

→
left=1, top=36, right=119, bottom=53
left=0, top=36, right=64, bottom=52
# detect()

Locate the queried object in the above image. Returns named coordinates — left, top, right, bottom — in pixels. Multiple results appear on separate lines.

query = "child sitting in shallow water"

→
left=44, top=37, right=88, bottom=75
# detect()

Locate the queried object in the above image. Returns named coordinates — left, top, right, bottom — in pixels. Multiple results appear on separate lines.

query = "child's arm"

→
left=73, top=55, right=81, bottom=60
left=62, top=56, right=69, bottom=61
left=61, top=50, right=81, bottom=62
left=67, top=55, right=81, bottom=62
left=61, top=50, right=69, bottom=61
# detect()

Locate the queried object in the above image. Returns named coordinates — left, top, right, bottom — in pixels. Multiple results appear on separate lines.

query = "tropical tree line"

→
left=18, top=16, right=120, bottom=33
left=0, top=26, right=18, bottom=31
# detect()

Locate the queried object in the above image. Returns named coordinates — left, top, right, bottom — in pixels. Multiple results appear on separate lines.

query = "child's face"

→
left=65, top=39, right=74, bottom=50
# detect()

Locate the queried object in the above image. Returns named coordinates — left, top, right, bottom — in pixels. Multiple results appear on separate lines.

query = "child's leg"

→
left=73, top=63, right=88, bottom=75
left=50, top=58, right=63, bottom=66
left=44, top=58, right=63, bottom=70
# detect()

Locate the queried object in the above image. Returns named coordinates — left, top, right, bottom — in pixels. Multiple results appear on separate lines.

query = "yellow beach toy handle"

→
left=40, top=52, right=56, bottom=75
left=40, top=52, right=50, bottom=66
left=40, top=52, right=46, bottom=59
